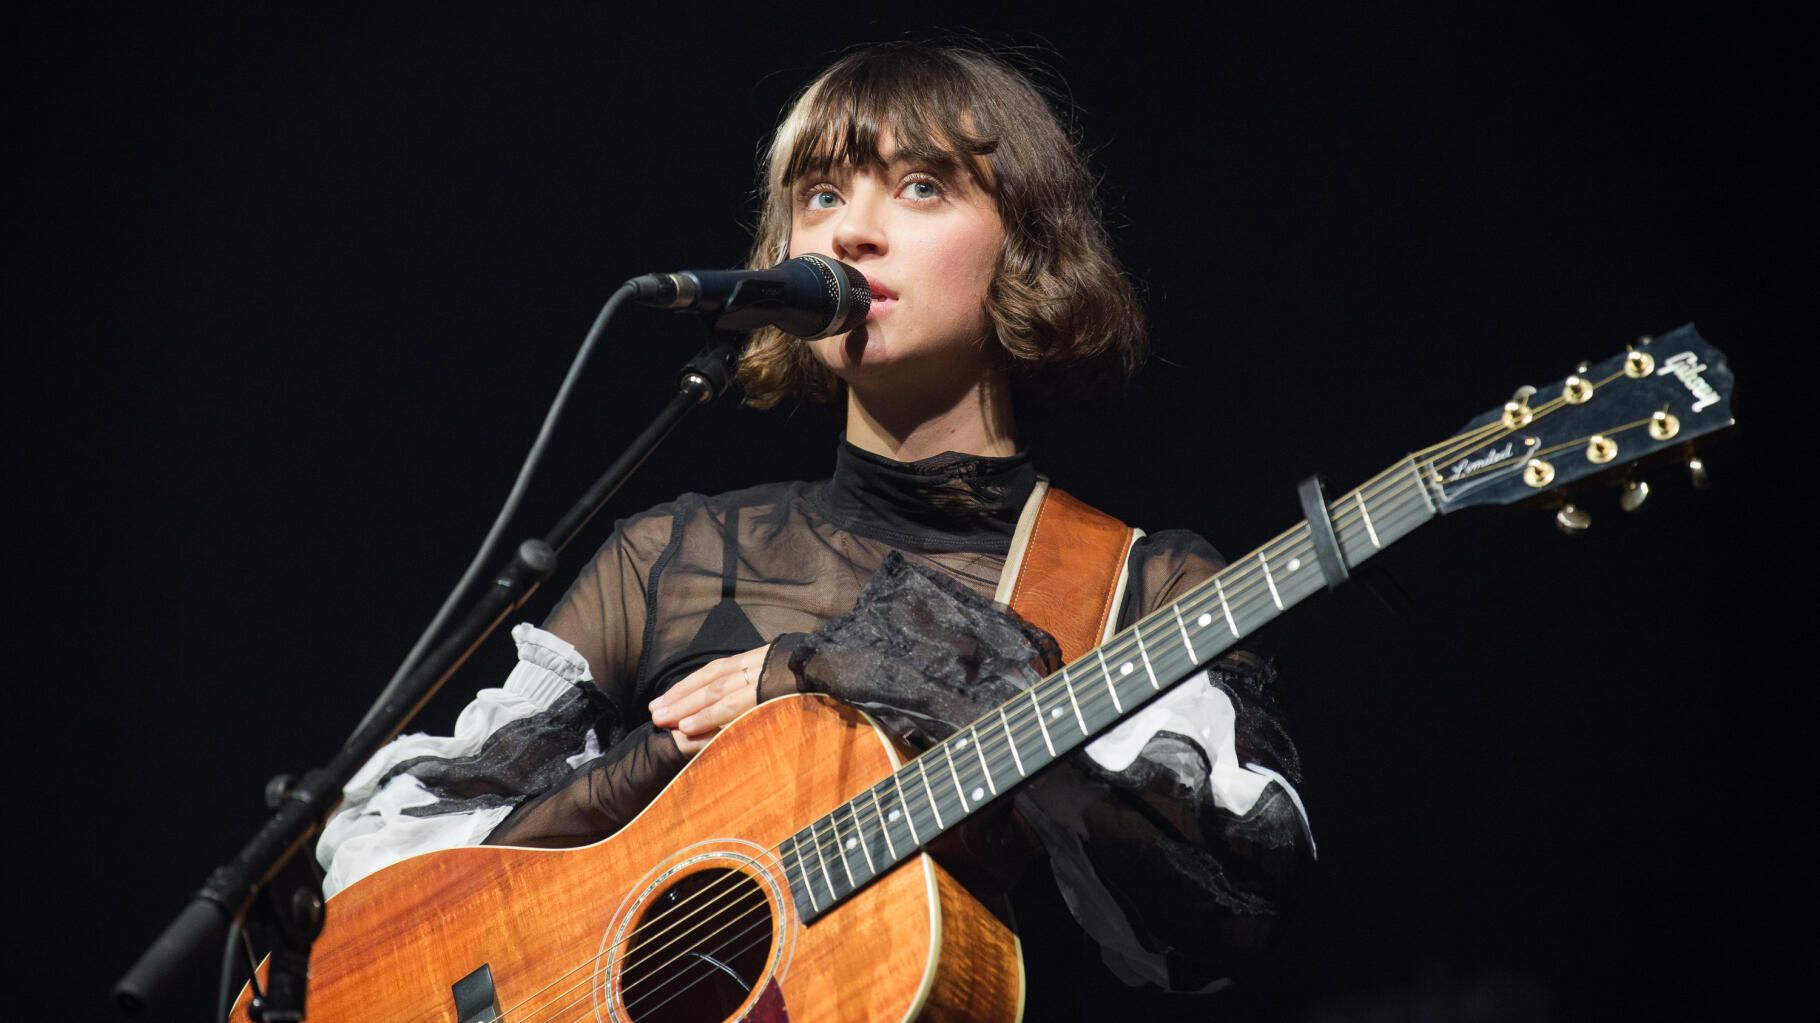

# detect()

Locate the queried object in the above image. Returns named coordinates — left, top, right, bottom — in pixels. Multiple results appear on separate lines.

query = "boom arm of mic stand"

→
left=114, top=334, right=739, bottom=1016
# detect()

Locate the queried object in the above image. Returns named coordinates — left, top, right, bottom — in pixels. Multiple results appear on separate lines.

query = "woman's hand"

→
left=648, top=644, right=773, bottom=756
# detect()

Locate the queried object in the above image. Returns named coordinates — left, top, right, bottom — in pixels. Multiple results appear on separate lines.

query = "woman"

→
left=319, top=41, right=1311, bottom=1010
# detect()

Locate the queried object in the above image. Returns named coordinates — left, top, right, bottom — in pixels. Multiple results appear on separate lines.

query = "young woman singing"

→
left=319, top=41, right=1311, bottom=1014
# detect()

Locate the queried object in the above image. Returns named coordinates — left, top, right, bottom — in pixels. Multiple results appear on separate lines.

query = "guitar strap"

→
left=994, top=478, right=1142, bottom=662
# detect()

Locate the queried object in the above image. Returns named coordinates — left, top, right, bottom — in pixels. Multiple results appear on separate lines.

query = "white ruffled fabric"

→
left=1085, top=670, right=1312, bottom=848
left=317, top=624, right=600, bottom=897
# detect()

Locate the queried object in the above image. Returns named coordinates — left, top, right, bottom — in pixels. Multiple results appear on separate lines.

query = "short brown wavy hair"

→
left=736, top=42, right=1148, bottom=410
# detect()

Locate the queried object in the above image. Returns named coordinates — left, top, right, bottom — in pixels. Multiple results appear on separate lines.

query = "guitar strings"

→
left=621, top=916, right=777, bottom=1022
left=482, top=865, right=778, bottom=1023
left=776, top=378, right=1597, bottom=871
left=608, top=894, right=772, bottom=1016
left=748, top=418, right=1509, bottom=887
left=477, top=375, right=1615, bottom=1021
left=507, top=891, right=773, bottom=1023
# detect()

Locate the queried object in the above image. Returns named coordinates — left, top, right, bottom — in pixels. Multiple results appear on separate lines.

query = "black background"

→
left=19, top=4, right=1814, bottom=1020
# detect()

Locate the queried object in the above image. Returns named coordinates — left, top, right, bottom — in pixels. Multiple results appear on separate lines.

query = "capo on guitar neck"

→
left=1297, top=475, right=1351, bottom=591
left=1297, top=473, right=1411, bottom=619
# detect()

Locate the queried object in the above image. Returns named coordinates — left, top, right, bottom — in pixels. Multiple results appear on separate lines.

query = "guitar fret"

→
left=843, top=802, right=876, bottom=876
left=1029, top=688, right=1056, bottom=757
left=998, top=707, right=1026, bottom=777
left=1133, top=627, right=1159, bottom=690
left=971, top=727, right=998, bottom=794
left=1095, top=649, right=1124, bottom=712
left=1172, top=604, right=1199, bottom=664
left=1405, top=457, right=1438, bottom=514
left=1260, top=551, right=1284, bottom=610
left=809, top=820, right=839, bottom=900
left=868, top=787, right=899, bottom=860
left=943, top=742, right=972, bottom=810
left=892, top=773, right=922, bottom=846
left=792, top=836, right=820, bottom=911
left=1355, top=490, right=1381, bottom=548
left=830, top=809, right=858, bottom=889
left=1063, top=671, right=1090, bottom=735
left=917, top=759, right=945, bottom=830
left=1213, top=576, right=1239, bottom=637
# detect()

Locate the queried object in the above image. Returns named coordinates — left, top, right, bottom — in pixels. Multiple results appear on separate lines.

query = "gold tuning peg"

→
left=1554, top=503, right=1592, bottom=535
left=1503, top=385, right=1537, bottom=428
left=1625, top=337, right=1656, bottom=378
left=1619, top=479, right=1650, bottom=513
left=1687, top=456, right=1710, bottom=490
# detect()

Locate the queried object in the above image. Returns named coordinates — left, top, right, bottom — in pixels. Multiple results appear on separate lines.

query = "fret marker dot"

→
left=1198, top=613, right=1213, bottom=627
left=971, top=787, right=985, bottom=802
left=887, top=809, right=901, bottom=823
left=845, top=837, right=857, bottom=851
left=954, top=737, right=968, bottom=750
left=1120, top=661, right=1134, bottom=676
left=1288, top=557, right=1301, bottom=572
left=1051, top=707, right=1064, bottom=719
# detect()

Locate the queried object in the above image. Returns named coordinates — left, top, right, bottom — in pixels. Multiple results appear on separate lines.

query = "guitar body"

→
left=235, top=694, right=1023, bottom=1023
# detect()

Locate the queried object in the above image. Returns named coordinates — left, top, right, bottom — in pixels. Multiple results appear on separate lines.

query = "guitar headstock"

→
left=1424, top=323, right=1735, bottom=516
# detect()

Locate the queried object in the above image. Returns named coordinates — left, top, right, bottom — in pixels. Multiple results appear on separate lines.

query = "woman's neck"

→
left=842, top=362, right=1017, bottom=462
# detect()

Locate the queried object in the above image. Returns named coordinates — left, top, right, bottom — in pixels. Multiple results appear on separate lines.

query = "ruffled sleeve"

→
left=1017, top=528, right=1313, bottom=991
left=318, top=509, right=677, bottom=893
left=316, top=624, right=608, bottom=896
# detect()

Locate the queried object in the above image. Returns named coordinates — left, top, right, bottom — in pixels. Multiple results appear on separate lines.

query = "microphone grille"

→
left=795, top=254, right=871, bottom=338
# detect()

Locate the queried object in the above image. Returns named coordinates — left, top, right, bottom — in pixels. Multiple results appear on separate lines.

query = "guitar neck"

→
left=781, top=457, right=1440, bottom=922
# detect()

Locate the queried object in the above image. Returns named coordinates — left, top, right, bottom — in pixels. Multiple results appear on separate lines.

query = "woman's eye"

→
left=903, top=179, right=941, bottom=201
left=804, top=188, right=841, bottom=210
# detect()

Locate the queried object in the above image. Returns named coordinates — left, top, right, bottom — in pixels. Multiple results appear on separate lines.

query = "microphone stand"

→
left=115, top=334, right=740, bottom=1020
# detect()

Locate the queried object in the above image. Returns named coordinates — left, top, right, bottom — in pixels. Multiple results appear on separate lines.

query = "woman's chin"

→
left=820, top=327, right=907, bottom=377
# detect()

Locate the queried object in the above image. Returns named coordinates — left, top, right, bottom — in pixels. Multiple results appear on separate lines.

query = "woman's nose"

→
left=831, top=196, right=887, bottom=261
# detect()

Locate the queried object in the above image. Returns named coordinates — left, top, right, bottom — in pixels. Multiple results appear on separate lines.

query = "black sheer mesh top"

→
left=480, top=439, right=1308, bottom=1000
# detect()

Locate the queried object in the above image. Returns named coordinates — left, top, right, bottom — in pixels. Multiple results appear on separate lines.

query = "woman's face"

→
left=787, top=134, right=1004, bottom=393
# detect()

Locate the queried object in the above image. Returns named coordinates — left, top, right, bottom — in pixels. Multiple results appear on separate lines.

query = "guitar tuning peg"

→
left=1619, top=478, right=1650, bottom=513
left=1575, top=360, right=1592, bottom=374
left=1624, top=336, right=1658, bottom=378
left=1554, top=503, right=1592, bottom=535
left=1503, top=385, right=1537, bottom=428
left=1687, top=456, right=1710, bottom=489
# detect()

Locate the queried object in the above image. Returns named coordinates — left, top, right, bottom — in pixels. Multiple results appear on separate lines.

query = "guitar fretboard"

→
left=779, top=457, right=1438, bottom=922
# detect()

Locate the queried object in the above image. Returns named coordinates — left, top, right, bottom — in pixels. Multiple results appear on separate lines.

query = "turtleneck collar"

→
left=814, top=439, right=1038, bottom=552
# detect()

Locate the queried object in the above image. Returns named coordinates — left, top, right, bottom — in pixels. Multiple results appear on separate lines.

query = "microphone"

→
left=628, top=254, right=871, bottom=339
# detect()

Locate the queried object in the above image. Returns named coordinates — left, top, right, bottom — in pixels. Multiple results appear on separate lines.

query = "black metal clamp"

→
left=1296, top=474, right=1351, bottom=591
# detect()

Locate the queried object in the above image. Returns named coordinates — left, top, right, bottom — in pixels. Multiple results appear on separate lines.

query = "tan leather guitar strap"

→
left=995, top=478, right=1143, bottom=663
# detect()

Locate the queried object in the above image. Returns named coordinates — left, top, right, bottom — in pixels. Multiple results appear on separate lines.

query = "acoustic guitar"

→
left=236, top=324, right=1735, bottom=1022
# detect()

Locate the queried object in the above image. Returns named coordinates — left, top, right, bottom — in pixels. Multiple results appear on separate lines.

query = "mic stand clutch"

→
left=115, top=333, right=740, bottom=1019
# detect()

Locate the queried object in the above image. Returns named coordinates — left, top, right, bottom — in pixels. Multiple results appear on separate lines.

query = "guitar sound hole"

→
left=619, top=867, right=774, bottom=1022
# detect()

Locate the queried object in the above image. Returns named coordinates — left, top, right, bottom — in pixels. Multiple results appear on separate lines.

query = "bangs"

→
left=776, top=47, right=1001, bottom=187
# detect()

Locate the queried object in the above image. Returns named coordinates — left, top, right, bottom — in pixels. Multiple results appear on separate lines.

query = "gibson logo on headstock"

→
left=1658, top=351, right=1722, bottom=413
left=1448, top=441, right=1516, bottom=481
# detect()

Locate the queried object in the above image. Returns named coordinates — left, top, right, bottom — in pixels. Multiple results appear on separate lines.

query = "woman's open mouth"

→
left=864, top=276, right=897, bottom=320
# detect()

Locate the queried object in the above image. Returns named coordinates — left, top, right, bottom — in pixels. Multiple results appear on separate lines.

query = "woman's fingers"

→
left=648, top=670, right=738, bottom=727
left=649, top=645, right=769, bottom=732
left=660, top=645, right=772, bottom=757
